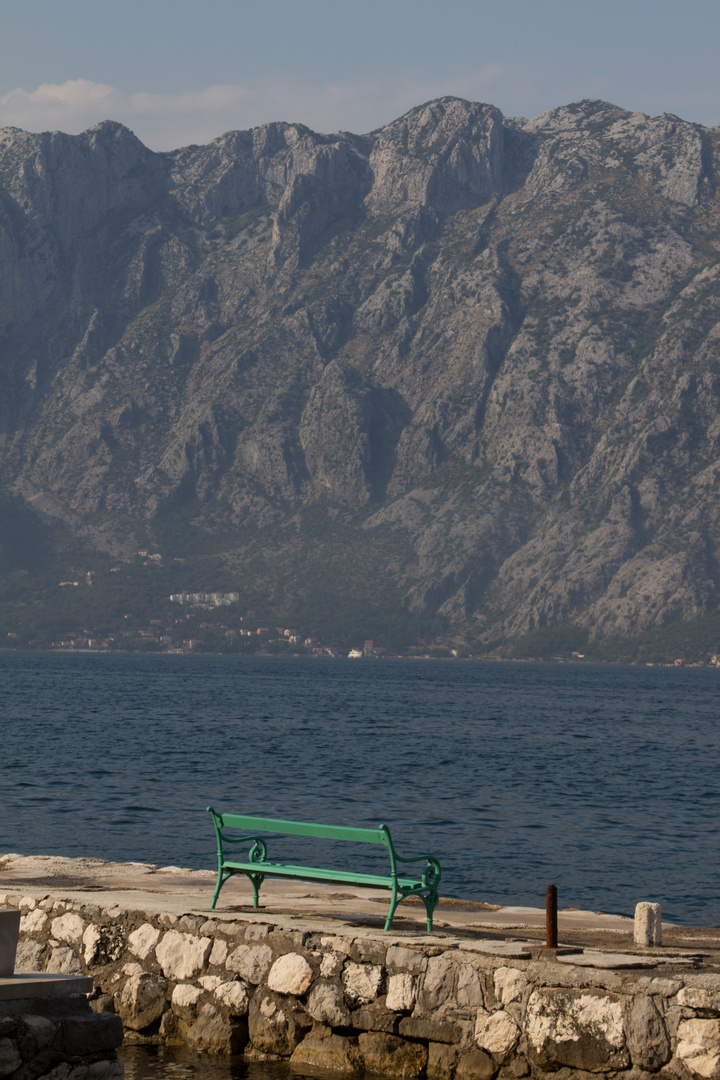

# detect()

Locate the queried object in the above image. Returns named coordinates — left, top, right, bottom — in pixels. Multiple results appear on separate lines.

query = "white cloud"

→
left=0, top=68, right=513, bottom=150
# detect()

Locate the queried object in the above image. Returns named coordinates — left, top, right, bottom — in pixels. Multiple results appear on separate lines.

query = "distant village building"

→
left=169, top=591, right=240, bottom=608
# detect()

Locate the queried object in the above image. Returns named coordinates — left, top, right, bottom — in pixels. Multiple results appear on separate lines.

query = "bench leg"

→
left=422, top=890, right=438, bottom=932
left=211, top=868, right=232, bottom=910
left=248, top=872, right=265, bottom=909
left=384, top=884, right=401, bottom=932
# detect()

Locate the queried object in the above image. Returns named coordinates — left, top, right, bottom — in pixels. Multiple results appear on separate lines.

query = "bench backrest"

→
left=208, top=807, right=393, bottom=847
left=207, top=807, right=398, bottom=874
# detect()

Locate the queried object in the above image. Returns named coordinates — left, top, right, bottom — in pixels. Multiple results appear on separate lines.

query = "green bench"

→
left=207, top=807, right=442, bottom=931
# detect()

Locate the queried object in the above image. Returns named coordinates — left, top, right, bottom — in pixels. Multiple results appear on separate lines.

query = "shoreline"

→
left=2, top=646, right=719, bottom=671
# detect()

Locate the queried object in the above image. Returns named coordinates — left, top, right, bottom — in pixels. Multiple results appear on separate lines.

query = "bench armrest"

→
left=219, top=835, right=268, bottom=863
left=395, top=852, right=442, bottom=888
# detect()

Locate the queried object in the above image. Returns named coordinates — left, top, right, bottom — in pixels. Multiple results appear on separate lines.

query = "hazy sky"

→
left=1, top=0, right=718, bottom=150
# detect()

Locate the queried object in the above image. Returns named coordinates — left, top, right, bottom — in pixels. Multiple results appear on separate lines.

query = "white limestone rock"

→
left=20, top=909, right=47, bottom=935
left=365, top=99, right=504, bottom=216
left=128, top=923, right=161, bottom=960
left=677, top=1019, right=720, bottom=1079
left=82, top=925, right=101, bottom=965
left=210, top=939, right=228, bottom=966
left=171, top=983, right=204, bottom=1020
left=494, top=967, right=529, bottom=1005
left=342, top=962, right=383, bottom=1005
left=86, top=924, right=125, bottom=965
left=475, top=1011, right=520, bottom=1059
left=46, top=945, right=81, bottom=974
left=678, top=988, right=720, bottom=1012
left=51, top=912, right=84, bottom=945
left=15, top=939, right=44, bottom=971
left=226, top=943, right=273, bottom=984
left=155, top=930, right=212, bottom=981
left=526, top=988, right=628, bottom=1071
left=268, top=953, right=314, bottom=996
left=320, top=936, right=352, bottom=955
left=386, top=973, right=417, bottom=1012
left=215, top=981, right=250, bottom=1015
left=319, top=951, right=344, bottom=978
left=116, top=972, right=168, bottom=1031
left=307, top=981, right=351, bottom=1027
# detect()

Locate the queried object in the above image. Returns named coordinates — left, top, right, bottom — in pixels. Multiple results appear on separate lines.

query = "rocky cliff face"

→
left=1, top=97, right=719, bottom=644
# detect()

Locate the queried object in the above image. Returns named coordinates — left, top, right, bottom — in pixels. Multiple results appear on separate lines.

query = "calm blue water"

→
left=0, top=651, right=718, bottom=925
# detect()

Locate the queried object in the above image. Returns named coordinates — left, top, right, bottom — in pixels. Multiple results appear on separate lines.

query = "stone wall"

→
left=4, top=891, right=720, bottom=1080
left=0, top=992, right=123, bottom=1080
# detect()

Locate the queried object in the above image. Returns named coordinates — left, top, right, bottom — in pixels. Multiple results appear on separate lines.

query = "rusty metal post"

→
left=546, top=884, right=558, bottom=948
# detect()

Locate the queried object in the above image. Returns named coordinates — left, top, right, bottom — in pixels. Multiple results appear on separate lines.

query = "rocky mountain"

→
left=1, top=96, right=719, bottom=649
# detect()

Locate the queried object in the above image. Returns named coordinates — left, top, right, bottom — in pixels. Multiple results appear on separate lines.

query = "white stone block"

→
left=494, top=966, right=529, bottom=1005
left=51, top=912, right=84, bottom=945
left=215, top=981, right=250, bottom=1014
left=226, top=944, right=273, bottom=984
left=677, top=1018, right=720, bottom=1079
left=209, top=939, right=228, bottom=966
left=342, top=962, right=383, bottom=1005
left=475, top=1010, right=520, bottom=1057
left=83, top=924, right=102, bottom=964
left=116, top=972, right=168, bottom=1031
left=319, top=951, right=344, bottom=978
left=128, top=923, right=161, bottom=960
left=678, top=988, right=720, bottom=1011
left=634, top=902, right=662, bottom=946
left=268, top=953, right=313, bottom=996
left=307, top=981, right=350, bottom=1026
left=386, top=972, right=416, bottom=1012
left=20, top=909, right=47, bottom=935
left=171, top=983, right=204, bottom=1019
left=172, top=983, right=203, bottom=1007
left=155, top=930, right=212, bottom=981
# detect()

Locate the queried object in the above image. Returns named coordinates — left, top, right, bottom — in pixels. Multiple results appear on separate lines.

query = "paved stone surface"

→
left=461, top=941, right=533, bottom=958
left=557, top=951, right=660, bottom=968
left=3, top=851, right=720, bottom=971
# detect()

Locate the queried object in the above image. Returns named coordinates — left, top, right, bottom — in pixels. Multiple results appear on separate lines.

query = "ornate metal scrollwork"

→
left=249, top=837, right=268, bottom=863
left=422, top=857, right=441, bottom=889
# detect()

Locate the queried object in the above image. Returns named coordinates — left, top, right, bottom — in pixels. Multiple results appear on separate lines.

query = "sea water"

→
left=1, top=650, right=719, bottom=924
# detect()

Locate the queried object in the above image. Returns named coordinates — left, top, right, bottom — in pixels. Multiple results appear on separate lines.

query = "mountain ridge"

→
left=1, top=95, right=719, bottom=649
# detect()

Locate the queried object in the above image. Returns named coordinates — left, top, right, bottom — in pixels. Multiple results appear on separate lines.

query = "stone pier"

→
left=2, top=853, right=720, bottom=1079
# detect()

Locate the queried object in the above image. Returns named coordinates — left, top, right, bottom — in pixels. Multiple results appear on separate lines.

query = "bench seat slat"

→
left=223, top=860, right=420, bottom=890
